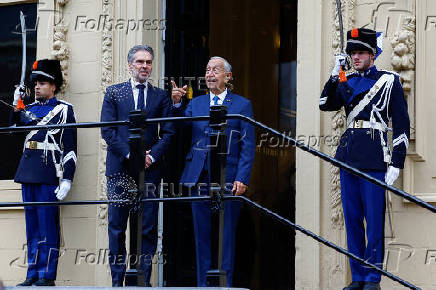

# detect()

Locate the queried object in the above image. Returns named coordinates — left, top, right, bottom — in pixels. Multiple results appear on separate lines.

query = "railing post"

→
left=125, top=110, right=146, bottom=286
left=206, top=105, right=228, bottom=287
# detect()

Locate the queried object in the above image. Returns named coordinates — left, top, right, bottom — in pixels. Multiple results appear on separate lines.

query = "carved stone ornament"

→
left=391, top=16, right=415, bottom=92
left=327, top=0, right=356, bottom=286
left=51, top=0, right=70, bottom=96
left=97, top=0, right=114, bottom=225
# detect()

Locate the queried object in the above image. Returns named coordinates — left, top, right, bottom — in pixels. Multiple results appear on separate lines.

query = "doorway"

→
left=163, top=1, right=297, bottom=288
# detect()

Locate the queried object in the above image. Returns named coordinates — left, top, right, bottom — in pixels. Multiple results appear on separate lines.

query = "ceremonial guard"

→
left=12, top=59, right=77, bottom=286
left=320, top=28, right=410, bottom=290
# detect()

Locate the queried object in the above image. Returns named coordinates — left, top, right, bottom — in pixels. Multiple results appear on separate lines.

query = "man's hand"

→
left=385, top=166, right=400, bottom=186
left=55, top=180, right=71, bottom=200
left=332, top=53, right=348, bottom=76
left=232, top=181, right=247, bottom=196
left=145, top=150, right=153, bottom=169
left=13, top=85, right=25, bottom=106
left=171, top=80, right=187, bottom=104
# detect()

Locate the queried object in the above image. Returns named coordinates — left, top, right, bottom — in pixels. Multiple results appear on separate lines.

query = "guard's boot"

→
left=343, top=281, right=365, bottom=290
left=16, top=277, right=38, bottom=286
left=33, top=279, right=55, bottom=286
left=363, top=282, right=381, bottom=290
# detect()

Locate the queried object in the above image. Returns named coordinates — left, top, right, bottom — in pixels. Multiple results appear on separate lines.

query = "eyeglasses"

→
left=205, top=66, right=225, bottom=74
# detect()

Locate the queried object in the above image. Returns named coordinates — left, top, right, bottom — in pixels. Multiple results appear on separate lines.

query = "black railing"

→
left=0, top=108, right=427, bottom=290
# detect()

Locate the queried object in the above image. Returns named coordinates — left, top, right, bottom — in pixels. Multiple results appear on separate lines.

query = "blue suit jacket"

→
left=13, top=98, right=77, bottom=185
left=101, top=81, right=174, bottom=183
left=320, top=66, right=410, bottom=170
left=176, top=92, right=255, bottom=186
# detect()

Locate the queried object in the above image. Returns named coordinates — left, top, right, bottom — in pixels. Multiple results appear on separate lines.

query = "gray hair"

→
left=127, top=45, right=154, bottom=63
left=210, top=56, right=232, bottom=72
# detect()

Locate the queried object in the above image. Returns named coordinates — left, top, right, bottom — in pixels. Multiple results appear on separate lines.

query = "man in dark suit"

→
left=320, top=28, right=410, bottom=290
left=101, top=45, right=174, bottom=286
left=172, top=56, right=255, bottom=287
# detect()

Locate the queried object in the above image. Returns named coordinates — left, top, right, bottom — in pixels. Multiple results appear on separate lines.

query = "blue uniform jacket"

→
left=174, top=92, right=255, bottom=186
left=320, top=66, right=410, bottom=170
left=13, top=97, right=77, bottom=185
left=101, top=81, right=174, bottom=183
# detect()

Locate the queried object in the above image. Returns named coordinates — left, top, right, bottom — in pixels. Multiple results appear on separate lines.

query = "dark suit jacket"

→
left=175, top=92, right=255, bottom=186
left=101, top=80, right=174, bottom=183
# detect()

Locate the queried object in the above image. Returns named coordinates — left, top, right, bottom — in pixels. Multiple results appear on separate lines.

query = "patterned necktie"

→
left=136, top=83, right=145, bottom=110
left=213, top=95, right=219, bottom=106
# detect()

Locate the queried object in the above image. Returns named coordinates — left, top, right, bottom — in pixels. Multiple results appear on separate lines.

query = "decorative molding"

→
left=330, top=0, right=356, bottom=231
left=327, top=0, right=356, bottom=286
left=51, top=0, right=70, bottom=96
left=329, top=0, right=356, bottom=231
left=391, top=16, right=415, bottom=91
left=391, top=15, right=416, bottom=141
left=97, top=0, right=114, bottom=226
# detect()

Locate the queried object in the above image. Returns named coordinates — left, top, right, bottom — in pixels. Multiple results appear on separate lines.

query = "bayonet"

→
left=20, top=11, right=26, bottom=87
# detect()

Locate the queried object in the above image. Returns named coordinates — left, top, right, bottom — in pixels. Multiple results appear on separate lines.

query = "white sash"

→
left=24, top=104, right=68, bottom=147
left=346, top=73, right=394, bottom=128
left=23, top=103, right=69, bottom=178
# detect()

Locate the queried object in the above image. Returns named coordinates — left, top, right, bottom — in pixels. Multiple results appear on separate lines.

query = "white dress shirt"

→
left=127, top=79, right=154, bottom=163
left=130, top=78, right=148, bottom=110
left=210, top=89, right=227, bottom=106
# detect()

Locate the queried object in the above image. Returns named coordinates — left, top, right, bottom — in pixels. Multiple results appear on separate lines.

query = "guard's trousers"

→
left=22, top=183, right=60, bottom=280
left=340, top=169, right=386, bottom=283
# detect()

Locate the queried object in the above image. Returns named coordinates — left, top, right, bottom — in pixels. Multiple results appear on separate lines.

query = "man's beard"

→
left=132, top=67, right=150, bottom=82
left=354, top=57, right=372, bottom=71
left=36, top=94, right=49, bottom=101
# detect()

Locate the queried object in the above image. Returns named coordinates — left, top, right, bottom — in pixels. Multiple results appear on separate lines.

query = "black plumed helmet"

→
left=30, top=59, right=63, bottom=93
left=346, top=28, right=377, bottom=55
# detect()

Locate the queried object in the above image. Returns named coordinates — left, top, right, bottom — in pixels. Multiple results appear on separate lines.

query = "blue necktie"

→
left=212, top=95, right=219, bottom=106
left=136, top=83, right=145, bottom=110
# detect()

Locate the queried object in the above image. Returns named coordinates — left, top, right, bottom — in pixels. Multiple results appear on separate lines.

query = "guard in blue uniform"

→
left=12, top=59, right=77, bottom=287
left=320, top=28, right=410, bottom=290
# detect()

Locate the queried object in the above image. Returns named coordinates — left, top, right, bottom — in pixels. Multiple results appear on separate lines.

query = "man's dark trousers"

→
left=107, top=180, right=158, bottom=286
left=191, top=172, right=241, bottom=287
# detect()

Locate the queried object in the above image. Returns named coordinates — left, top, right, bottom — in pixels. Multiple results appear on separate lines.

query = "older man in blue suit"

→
left=172, top=56, right=255, bottom=287
left=101, top=45, right=174, bottom=286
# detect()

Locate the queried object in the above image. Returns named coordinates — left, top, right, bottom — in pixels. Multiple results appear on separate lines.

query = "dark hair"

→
left=127, top=45, right=154, bottom=63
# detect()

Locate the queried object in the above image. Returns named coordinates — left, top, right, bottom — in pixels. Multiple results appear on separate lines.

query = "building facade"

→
left=297, top=0, right=436, bottom=289
left=0, top=0, right=434, bottom=289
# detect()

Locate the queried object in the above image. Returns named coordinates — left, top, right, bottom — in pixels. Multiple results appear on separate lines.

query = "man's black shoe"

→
left=33, top=279, right=55, bottom=286
left=112, top=281, right=123, bottom=287
left=363, top=282, right=381, bottom=290
left=343, top=281, right=365, bottom=290
left=16, top=277, right=38, bottom=286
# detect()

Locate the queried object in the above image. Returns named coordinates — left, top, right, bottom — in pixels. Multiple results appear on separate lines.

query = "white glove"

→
left=55, top=180, right=71, bottom=200
left=331, top=53, right=348, bottom=76
left=13, top=85, right=25, bottom=106
left=385, top=166, right=400, bottom=186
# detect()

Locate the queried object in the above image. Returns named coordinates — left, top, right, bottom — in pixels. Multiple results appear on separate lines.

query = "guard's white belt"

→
left=25, top=141, right=58, bottom=151
left=347, top=120, right=385, bottom=132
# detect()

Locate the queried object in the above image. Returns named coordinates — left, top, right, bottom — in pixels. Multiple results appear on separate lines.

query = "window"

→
left=0, top=3, right=37, bottom=180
